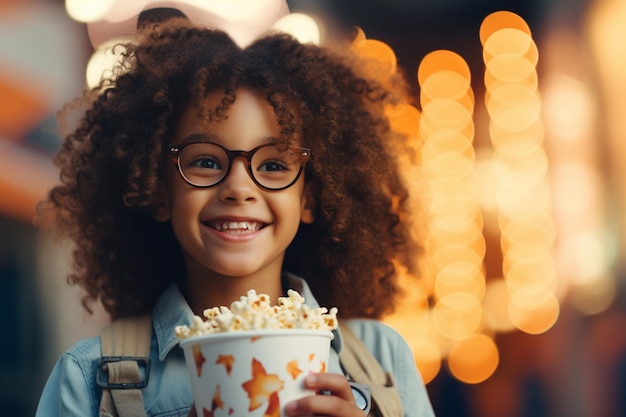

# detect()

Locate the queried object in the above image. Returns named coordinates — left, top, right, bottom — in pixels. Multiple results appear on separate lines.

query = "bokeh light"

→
left=65, top=0, right=114, bottom=23
left=85, top=38, right=129, bottom=89
left=272, top=12, right=321, bottom=44
left=378, top=10, right=580, bottom=383
left=481, top=11, right=560, bottom=338
left=448, top=334, right=500, bottom=384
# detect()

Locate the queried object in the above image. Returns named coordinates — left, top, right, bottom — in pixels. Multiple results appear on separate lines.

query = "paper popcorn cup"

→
left=180, top=329, right=334, bottom=417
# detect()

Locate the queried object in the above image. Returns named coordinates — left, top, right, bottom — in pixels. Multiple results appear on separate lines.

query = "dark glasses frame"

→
left=168, top=141, right=311, bottom=191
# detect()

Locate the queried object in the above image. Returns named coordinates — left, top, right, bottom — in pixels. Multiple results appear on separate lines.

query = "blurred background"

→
left=1, top=0, right=625, bottom=416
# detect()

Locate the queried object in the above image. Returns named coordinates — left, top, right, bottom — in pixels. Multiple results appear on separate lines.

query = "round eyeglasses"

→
left=168, top=141, right=311, bottom=190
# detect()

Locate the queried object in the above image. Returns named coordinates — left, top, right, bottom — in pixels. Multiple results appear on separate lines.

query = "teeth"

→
left=213, top=221, right=260, bottom=233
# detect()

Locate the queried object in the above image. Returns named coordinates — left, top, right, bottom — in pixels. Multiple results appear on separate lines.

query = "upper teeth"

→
left=213, top=221, right=260, bottom=231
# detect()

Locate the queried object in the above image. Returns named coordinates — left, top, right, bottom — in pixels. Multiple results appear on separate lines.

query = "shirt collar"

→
left=152, top=282, right=195, bottom=361
left=152, top=274, right=343, bottom=361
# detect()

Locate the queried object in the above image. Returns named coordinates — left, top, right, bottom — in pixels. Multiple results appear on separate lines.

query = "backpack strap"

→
left=98, top=314, right=152, bottom=417
left=338, top=321, right=404, bottom=417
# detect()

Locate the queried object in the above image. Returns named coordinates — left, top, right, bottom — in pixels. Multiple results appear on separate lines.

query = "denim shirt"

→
left=35, top=276, right=435, bottom=417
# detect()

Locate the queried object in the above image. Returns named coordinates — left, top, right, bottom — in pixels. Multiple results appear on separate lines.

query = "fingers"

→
left=284, top=373, right=365, bottom=417
left=306, top=373, right=355, bottom=401
left=285, top=394, right=360, bottom=416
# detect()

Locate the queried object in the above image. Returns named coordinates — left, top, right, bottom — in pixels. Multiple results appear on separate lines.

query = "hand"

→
left=187, top=403, right=197, bottom=417
left=284, top=373, right=365, bottom=416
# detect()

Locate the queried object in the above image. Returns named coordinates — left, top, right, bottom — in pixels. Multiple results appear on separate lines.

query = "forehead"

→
left=171, top=88, right=283, bottom=145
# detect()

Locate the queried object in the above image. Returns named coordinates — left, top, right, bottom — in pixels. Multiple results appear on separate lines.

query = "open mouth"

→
left=206, top=221, right=265, bottom=234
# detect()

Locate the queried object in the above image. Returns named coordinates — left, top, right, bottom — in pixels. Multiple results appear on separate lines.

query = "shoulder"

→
left=36, top=337, right=102, bottom=417
left=340, top=318, right=403, bottom=339
left=340, top=318, right=436, bottom=417
left=51, top=336, right=103, bottom=382
left=340, top=318, right=410, bottom=361
left=339, top=318, right=415, bottom=386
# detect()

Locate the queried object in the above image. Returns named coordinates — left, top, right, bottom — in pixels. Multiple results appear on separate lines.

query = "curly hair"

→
left=38, top=19, right=422, bottom=320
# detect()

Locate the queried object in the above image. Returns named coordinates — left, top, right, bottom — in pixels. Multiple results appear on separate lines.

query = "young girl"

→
left=35, top=15, right=436, bottom=417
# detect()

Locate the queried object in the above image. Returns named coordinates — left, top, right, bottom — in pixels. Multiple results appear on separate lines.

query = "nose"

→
left=217, top=158, right=258, bottom=203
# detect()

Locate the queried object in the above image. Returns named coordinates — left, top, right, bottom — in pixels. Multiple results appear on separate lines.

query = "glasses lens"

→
left=178, top=143, right=228, bottom=187
left=251, top=144, right=303, bottom=189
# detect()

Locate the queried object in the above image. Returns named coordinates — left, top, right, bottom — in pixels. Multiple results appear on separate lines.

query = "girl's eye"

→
left=258, top=160, right=289, bottom=172
left=191, top=155, right=222, bottom=170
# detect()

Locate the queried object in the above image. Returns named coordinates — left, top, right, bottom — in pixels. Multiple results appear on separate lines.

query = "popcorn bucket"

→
left=180, top=329, right=334, bottom=417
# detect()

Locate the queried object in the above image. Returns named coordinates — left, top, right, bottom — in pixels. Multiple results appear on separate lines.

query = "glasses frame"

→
left=168, top=141, right=311, bottom=191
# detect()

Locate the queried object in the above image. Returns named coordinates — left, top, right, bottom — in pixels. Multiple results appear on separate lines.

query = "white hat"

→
left=87, top=0, right=290, bottom=48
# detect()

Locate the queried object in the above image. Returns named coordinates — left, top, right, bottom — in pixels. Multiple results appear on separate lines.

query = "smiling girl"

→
left=35, top=15, right=435, bottom=417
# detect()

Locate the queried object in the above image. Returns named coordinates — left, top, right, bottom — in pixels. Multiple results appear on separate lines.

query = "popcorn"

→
left=175, top=289, right=338, bottom=339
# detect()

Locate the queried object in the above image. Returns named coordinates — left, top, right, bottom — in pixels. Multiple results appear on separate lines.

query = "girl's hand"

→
left=284, top=373, right=365, bottom=416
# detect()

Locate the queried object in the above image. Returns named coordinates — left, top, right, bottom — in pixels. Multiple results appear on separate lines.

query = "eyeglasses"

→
left=168, top=141, right=311, bottom=190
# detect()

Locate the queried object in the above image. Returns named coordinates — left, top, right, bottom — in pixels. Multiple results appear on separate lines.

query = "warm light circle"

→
left=418, top=49, right=471, bottom=86
left=496, top=179, right=551, bottom=218
left=385, top=103, right=421, bottom=138
left=490, top=101, right=540, bottom=133
left=483, top=28, right=537, bottom=65
left=485, top=83, right=540, bottom=115
left=432, top=293, right=483, bottom=340
left=352, top=39, right=397, bottom=77
left=489, top=121, right=545, bottom=159
left=421, top=70, right=471, bottom=103
left=448, top=334, right=500, bottom=384
left=422, top=151, right=475, bottom=178
left=485, top=67, right=538, bottom=92
left=429, top=215, right=483, bottom=246
left=66, top=0, right=114, bottom=23
left=351, top=26, right=367, bottom=45
left=429, top=245, right=484, bottom=271
left=434, top=262, right=486, bottom=300
left=421, top=128, right=472, bottom=156
left=486, top=55, right=536, bottom=84
left=500, top=214, right=556, bottom=251
left=411, top=339, right=442, bottom=384
left=480, top=10, right=531, bottom=45
left=503, top=240, right=554, bottom=270
left=505, top=258, right=558, bottom=295
left=86, top=39, right=129, bottom=89
left=491, top=150, right=549, bottom=182
left=272, top=13, right=321, bottom=45
left=482, top=279, right=516, bottom=332
left=508, top=286, right=560, bottom=334
left=421, top=99, right=473, bottom=131
left=427, top=189, right=479, bottom=218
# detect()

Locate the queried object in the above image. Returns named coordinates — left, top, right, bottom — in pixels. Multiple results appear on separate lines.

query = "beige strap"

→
left=99, top=314, right=152, bottom=417
left=338, top=322, right=404, bottom=417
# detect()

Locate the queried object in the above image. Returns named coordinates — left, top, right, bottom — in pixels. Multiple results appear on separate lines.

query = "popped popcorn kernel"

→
left=175, top=289, right=339, bottom=339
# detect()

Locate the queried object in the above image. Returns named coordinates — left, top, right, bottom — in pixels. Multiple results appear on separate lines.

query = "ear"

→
left=152, top=187, right=171, bottom=222
left=300, top=183, right=316, bottom=224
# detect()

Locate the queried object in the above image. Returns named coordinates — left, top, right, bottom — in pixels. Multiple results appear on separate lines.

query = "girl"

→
left=35, top=15, right=435, bottom=417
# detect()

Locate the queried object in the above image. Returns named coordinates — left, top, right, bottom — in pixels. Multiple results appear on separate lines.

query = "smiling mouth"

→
left=207, top=221, right=264, bottom=234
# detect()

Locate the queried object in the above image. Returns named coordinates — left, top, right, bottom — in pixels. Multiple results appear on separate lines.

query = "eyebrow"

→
left=178, top=133, right=214, bottom=144
left=178, top=133, right=289, bottom=147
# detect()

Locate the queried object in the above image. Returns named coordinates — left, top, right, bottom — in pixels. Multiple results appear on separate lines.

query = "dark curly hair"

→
left=38, top=19, right=422, bottom=320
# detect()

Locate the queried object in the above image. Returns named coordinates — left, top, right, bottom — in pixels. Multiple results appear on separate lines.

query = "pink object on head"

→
left=87, top=0, right=290, bottom=48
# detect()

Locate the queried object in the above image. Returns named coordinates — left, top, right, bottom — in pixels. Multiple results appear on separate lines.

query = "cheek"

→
left=165, top=171, right=206, bottom=227
left=170, top=190, right=204, bottom=219
left=168, top=191, right=209, bottom=252
left=277, top=189, right=308, bottom=227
